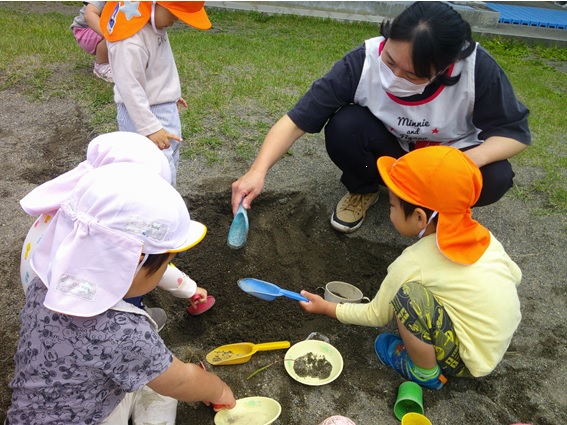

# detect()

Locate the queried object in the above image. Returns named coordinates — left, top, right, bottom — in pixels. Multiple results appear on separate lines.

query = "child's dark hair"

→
left=142, top=252, right=172, bottom=275
left=380, top=1, right=475, bottom=85
left=398, top=197, right=437, bottom=223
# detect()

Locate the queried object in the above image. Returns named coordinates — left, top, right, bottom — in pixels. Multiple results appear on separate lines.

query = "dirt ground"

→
left=1, top=3, right=567, bottom=425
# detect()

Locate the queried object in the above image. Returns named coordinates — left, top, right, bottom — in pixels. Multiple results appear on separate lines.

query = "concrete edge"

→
left=205, top=1, right=567, bottom=47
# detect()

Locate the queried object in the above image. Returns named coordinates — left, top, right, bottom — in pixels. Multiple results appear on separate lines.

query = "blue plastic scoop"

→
left=238, top=278, right=309, bottom=302
left=227, top=201, right=249, bottom=249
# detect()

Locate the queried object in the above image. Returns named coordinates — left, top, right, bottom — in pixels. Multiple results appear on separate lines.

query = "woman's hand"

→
left=230, top=169, right=266, bottom=215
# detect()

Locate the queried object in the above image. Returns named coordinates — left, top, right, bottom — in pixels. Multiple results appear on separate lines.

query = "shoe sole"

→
left=330, top=213, right=364, bottom=233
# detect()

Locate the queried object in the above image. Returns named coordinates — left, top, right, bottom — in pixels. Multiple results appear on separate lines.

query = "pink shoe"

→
left=93, top=62, right=113, bottom=83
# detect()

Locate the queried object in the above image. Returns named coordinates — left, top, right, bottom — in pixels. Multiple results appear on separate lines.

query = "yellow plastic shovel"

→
left=206, top=341, right=291, bottom=366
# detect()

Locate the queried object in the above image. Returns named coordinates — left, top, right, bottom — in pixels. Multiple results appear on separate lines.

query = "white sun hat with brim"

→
left=30, top=163, right=206, bottom=317
left=20, top=131, right=172, bottom=217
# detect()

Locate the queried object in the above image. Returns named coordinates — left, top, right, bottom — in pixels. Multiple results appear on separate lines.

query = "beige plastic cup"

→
left=400, top=412, right=432, bottom=425
left=394, top=382, right=424, bottom=420
left=317, top=281, right=370, bottom=303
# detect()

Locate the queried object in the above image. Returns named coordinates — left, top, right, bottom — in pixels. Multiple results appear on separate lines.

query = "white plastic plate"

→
left=214, top=396, right=282, bottom=425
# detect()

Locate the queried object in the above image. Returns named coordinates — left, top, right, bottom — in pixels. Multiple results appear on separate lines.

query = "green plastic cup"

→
left=394, top=382, right=424, bottom=420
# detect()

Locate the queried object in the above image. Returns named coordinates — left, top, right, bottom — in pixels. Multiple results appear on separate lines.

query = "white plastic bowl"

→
left=284, top=340, right=344, bottom=386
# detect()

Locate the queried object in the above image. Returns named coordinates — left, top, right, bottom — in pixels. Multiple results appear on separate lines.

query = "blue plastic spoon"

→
left=238, top=278, right=309, bottom=302
left=227, top=201, right=249, bottom=249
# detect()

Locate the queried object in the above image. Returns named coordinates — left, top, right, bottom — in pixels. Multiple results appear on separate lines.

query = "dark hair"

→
left=142, top=252, right=172, bottom=275
left=380, top=1, right=475, bottom=85
left=398, top=197, right=437, bottom=223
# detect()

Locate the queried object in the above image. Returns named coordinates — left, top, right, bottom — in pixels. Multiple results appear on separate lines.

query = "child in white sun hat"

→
left=7, top=162, right=236, bottom=424
left=20, top=131, right=211, bottom=330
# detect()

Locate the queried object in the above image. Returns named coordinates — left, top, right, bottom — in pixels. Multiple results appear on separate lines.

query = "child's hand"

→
left=198, top=361, right=235, bottom=411
left=177, top=97, right=188, bottom=112
left=210, top=383, right=236, bottom=411
left=189, top=287, right=208, bottom=308
left=299, top=290, right=337, bottom=318
left=147, top=129, right=183, bottom=150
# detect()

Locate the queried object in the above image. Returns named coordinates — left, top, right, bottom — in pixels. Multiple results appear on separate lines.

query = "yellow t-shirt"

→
left=336, top=232, right=522, bottom=377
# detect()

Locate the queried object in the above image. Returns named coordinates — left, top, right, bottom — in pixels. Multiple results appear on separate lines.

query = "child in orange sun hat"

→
left=299, top=146, right=522, bottom=390
left=100, top=1, right=211, bottom=187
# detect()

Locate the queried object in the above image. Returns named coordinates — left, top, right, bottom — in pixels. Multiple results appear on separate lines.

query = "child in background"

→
left=7, top=163, right=236, bottom=424
left=299, top=146, right=522, bottom=389
left=71, top=1, right=112, bottom=82
left=20, top=132, right=211, bottom=331
left=100, top=1, right=212, bottom=186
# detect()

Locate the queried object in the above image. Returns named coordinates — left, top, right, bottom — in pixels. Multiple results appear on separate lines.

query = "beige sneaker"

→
left=330, top=191, right=379, bottom=233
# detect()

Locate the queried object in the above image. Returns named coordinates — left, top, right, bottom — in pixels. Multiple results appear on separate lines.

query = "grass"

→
left=0, top=4, right=565, bottom=211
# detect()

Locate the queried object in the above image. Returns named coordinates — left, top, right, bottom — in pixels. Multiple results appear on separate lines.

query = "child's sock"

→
left=409, top=362, right=441, bottom=381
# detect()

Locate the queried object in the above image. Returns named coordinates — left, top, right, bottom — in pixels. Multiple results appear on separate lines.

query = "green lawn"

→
left=0, top=5, right=565, bottom=211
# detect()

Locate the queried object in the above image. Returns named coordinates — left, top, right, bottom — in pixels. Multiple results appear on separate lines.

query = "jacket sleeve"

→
left=108, top=39, right=163, bottom=136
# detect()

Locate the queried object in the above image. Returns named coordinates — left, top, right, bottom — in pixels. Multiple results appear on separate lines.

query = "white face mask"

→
left=150, top=2, right=166, bottom=35
left=379, top=55, right=431, bottom=97
left=418, top=211, right=438, bottom=238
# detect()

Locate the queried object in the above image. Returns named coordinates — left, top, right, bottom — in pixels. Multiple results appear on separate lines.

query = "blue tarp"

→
left=486, top=2, right=567, bottom=29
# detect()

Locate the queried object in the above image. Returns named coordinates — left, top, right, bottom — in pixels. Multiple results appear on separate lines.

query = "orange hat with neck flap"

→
left=377, top=146, right=491, bottom=265
left=101, top=1, right=211, bottom=42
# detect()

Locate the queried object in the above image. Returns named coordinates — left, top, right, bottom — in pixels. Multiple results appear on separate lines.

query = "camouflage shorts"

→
left=391, top=281, right=471, bottom=377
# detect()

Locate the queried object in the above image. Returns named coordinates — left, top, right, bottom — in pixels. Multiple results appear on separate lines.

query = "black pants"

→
left=324, top=104, right=515, bottom=207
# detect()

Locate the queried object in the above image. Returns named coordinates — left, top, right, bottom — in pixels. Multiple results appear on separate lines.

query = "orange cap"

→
left=158, top=1, right=211, bottom=30
left=377, top=146, right=490, bottom=265
left=101, top=1, right=211, bottom=42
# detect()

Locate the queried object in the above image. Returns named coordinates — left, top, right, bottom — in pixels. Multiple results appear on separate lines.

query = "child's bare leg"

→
left=95, top=40, right=109, bottom=64
left=396, top=316, right=437, bottom=368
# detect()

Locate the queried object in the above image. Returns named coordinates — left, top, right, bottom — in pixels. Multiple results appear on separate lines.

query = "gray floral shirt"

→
left=6, top=278, right=173, bottom=424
